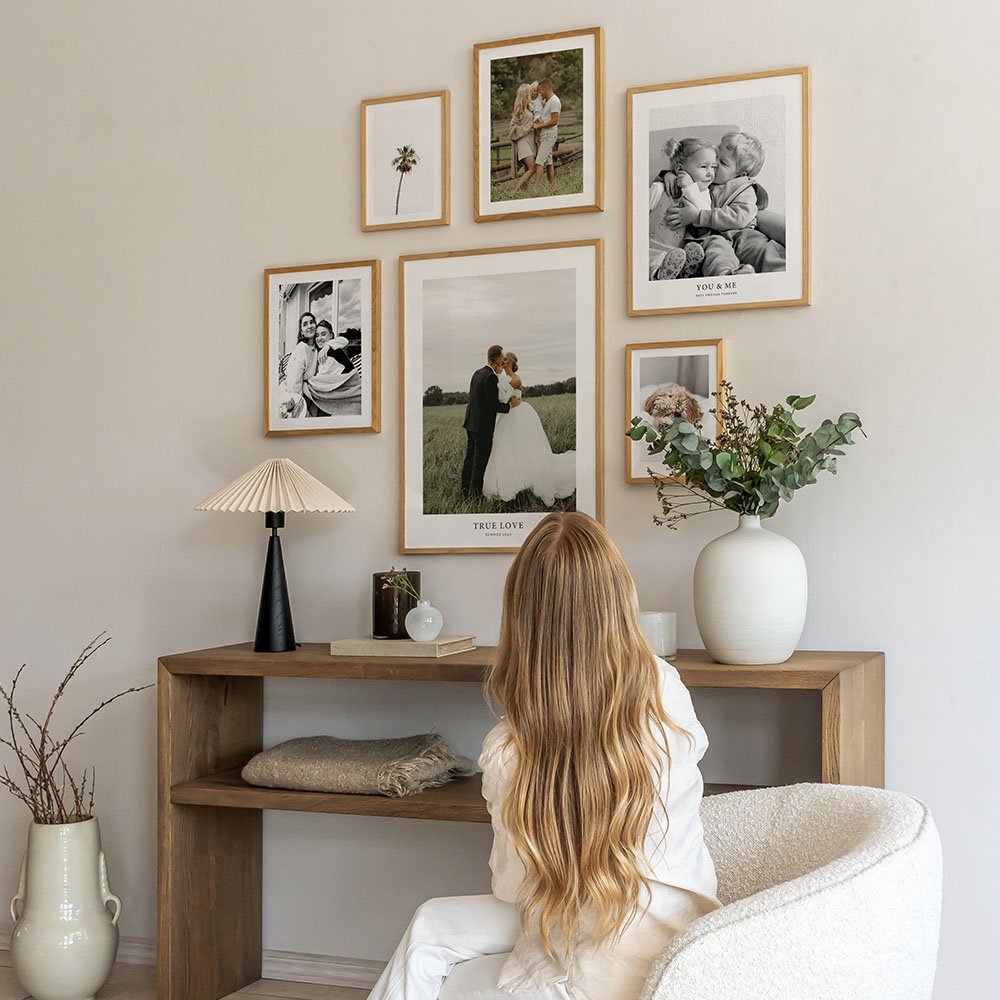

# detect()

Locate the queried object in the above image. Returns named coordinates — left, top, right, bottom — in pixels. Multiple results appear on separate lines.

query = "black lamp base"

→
left=254, top=512, right=296, bottom=652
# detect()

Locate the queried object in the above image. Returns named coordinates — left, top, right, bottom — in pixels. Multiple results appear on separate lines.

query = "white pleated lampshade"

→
left=195, top=458, right=355, bottom=513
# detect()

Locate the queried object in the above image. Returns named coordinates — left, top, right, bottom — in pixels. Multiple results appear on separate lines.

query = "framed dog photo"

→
left=473, top=27, right=604, bottom=223
left=361, top=91, right=450, bottom=232
left=264, top=260, right=380, bottom=436
left=399, top=239, right=604, bottom=553
left=628, top=67, right=810, bottom=316
left=625, top=339, right=725, bottom=484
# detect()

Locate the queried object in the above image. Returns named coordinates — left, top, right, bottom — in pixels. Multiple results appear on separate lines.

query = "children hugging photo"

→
left=628, top=69, right=809, bottom=316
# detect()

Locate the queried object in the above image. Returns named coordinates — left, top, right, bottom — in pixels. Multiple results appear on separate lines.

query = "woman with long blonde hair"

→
left=368, top=513, right=719, bottom=1000
left=508, top=82, right=537, bottom=188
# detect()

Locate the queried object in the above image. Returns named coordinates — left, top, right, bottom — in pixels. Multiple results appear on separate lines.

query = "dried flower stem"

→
left=0, top=635, right=152, bottom=824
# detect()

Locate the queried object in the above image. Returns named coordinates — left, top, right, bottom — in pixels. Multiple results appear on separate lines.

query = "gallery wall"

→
left=0, top=1, right=997, bottom=996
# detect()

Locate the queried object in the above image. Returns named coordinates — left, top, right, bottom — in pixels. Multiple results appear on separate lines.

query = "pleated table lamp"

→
left=195, top=458, right=355, bottom=652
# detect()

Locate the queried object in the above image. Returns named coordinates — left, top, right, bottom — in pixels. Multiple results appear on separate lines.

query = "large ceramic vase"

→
left=693, top=514, right=807, bottom=665
left=9, top=817, right=121, bottom=1000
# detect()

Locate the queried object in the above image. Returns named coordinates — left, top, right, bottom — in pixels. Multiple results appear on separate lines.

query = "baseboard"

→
left=262, top=949, right=384, bottom=988
left=0, top=923, right=385, bottom=988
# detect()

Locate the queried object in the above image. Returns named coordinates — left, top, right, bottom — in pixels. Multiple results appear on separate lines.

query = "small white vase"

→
left=405, top=599, right=443, bottom=642
left=693, top=514, right=807, bottom=665
left=9, top=817, right=120, bottom=1000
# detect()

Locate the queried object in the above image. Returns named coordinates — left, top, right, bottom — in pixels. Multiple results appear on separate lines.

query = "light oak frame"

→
left=473, top=27, right=604, bottom=223
left=397, top=239, right=605, bottom=554
left=625, top=338, right=726, bottom=484
left=626, top=66, right=811, bottom=316
left=263, top=259, right=381, bottom=436
left=361, top=90, right=451, bottom=232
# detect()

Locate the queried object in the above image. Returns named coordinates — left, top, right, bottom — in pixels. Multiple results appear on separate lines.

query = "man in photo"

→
left=531, top=78, right=561, bottom=187
left=461, top=345, right=521, bottom=499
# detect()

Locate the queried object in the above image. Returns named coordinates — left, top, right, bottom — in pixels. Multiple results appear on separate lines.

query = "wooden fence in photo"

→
left=489, top=110, right=584, bottom=178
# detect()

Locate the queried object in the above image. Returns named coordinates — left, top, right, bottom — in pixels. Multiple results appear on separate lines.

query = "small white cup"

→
left=638, top=611, right=678, bottom=658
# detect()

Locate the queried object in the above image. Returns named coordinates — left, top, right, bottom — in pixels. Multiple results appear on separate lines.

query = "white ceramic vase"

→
left=693, top=514, right=807, bottom=665
left=9, top=817, right=120, bottom=1000
left=405, top=599, right=443, bottom=642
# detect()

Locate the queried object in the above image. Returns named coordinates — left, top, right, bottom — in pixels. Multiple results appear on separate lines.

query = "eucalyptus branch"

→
left=630, top=383, right=863, bottom=529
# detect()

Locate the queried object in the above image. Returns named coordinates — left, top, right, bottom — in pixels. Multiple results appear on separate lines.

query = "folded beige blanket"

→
left=241, top=733, right=476, bottom=797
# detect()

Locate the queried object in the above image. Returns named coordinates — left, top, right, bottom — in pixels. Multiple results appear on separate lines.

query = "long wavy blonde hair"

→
left=512, top=82, right=532, bottom=119
left=488, top=512, right=686, bottom=956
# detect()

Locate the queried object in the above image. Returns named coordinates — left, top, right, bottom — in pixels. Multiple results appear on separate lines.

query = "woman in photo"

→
left=303, top=319, right=363, bottom=416
left=279, top=311, right=319, bottom=418
left=482, top=352, right=576, bottom=507
left=509, top=83, right=537, bottom=192
left=367, top=512, right=719, bottom=1000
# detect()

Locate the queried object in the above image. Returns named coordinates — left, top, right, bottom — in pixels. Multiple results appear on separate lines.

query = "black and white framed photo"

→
left=264, top=260, right=380, bottom=436
left=626, top=339, right=725, bottom=483
left=474, top=28, right=603, bottom=223
left=361, top=91, right=450, bottom=232
left=628, top=67, right=809, bottom=315
left=400, top=239, right=604, bottom=553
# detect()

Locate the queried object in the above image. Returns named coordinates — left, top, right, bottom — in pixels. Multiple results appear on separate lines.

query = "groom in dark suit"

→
left=462, top=344, right=521, bottom=499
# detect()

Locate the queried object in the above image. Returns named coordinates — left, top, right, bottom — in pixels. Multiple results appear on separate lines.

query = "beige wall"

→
left=1, top=1, right=997, bottom=995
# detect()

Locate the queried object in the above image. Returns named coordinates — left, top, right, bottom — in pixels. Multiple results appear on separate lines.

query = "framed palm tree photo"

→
left=361, top=91, right=450, bottom=232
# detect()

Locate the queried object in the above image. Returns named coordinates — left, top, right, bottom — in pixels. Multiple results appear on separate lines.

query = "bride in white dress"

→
left=483, top=352, right=576, bottom=507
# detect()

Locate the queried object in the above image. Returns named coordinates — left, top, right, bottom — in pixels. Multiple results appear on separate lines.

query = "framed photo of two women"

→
left=628, top=66, right=810, bottom=315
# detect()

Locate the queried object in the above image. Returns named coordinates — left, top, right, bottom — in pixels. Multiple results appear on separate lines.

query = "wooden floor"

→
left=0, top=951, right=369, bottom=1000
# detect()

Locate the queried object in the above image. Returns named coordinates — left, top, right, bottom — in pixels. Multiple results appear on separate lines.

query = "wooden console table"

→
left=157, top=644, right=883, bottom=1000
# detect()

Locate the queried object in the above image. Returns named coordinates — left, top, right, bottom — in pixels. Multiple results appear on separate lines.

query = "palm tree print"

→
left=392, top=145, right=420, bottom=215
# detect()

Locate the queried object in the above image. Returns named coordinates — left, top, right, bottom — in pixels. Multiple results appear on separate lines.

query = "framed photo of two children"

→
left=628, top=66, right=810, bottom=316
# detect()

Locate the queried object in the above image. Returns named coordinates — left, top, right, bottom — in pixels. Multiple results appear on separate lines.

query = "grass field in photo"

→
left=490, top=158, right=584, bottom=203
left=422, top=394, right=576, bottom=515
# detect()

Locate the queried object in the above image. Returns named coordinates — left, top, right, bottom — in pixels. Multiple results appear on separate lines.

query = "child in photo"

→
left=648, top=138, right=716, bottom=281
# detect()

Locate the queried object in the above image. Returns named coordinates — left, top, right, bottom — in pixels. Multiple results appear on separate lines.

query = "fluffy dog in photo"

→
left=644, top=383, right=703, bottom=430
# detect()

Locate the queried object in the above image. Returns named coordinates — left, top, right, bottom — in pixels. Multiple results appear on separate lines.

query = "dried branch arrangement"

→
left=0, top=633, right=152, bottom=824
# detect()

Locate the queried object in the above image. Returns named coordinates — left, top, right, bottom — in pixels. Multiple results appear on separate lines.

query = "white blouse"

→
left=478, top=657, right=720, bottom=1000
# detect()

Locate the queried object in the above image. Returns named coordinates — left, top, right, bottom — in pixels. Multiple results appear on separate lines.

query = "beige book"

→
left=329, top=635, right=476, bottom=658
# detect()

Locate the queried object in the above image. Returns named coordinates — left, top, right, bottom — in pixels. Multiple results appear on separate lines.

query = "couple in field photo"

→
left=460, top=345, right=576, bottom=510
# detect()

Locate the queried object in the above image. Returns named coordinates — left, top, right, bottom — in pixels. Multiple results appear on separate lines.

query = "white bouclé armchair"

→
left=439, top=784, right=942, bottom=999
left=639, top=783, right=942, bottom=1000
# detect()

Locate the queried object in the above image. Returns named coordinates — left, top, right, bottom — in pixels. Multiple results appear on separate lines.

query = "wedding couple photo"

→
left=420, top=270, right=578, bottom=516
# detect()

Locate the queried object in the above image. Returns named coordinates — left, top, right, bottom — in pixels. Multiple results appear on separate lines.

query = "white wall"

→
left=1, top=1, right=997, bottom=995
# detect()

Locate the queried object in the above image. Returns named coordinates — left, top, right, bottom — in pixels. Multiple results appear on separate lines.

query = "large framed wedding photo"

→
left=473, top=27, right=604, bottom=223
left=625, top=339, right=725, bottom=484
left=361, top=91, right=450, bottom=232
left=400, top=239, right=604, bottom=553
left=628, top=67, right=810, bottom=316
left=264, top=260, right=380, bottom=436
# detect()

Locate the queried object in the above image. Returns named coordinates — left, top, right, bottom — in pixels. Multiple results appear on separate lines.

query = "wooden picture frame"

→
left=399, top=239, right=604, bottom=553
left=628, top=67, right=810, bottom=315
left=473, top=27, right=604, bottom=223
left=264, top=260, right=381, bottom=436
left=625, top=339, right=725, bottom=484
left=361, top=91, right=450, bottom=232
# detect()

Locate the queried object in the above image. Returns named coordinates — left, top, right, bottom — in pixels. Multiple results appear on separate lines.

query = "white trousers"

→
left=368, top=894, right=573, bottom=1000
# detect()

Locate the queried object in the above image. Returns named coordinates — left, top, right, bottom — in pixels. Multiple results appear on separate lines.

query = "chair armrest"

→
left=755, top=210, right=785, bottom=245
left=641, top=811, right=941, bottom=1000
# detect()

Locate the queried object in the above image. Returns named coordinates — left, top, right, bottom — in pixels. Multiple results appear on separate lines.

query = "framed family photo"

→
left=264, top=260, right=380, bottom=436
left=473, top=27, right=604, bottom=223
left=399, top=239, right=604, bottom=553
left=625, top=339, right=725, bottom=484
left=628, top=67, right=810, bottom=316
left=361, top=91, right=450, bottom=232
